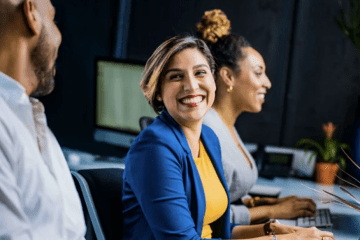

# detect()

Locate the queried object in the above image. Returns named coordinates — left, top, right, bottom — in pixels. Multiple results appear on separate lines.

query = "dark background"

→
left=43, top=0, right=360, bottom=160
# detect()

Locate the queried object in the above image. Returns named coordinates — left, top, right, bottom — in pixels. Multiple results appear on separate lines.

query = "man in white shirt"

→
left=0, top=0, right=86, bottom=239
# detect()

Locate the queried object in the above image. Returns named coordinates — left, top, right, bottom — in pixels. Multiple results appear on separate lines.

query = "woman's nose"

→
left=183, top=75, right=199, bottom=92
left=264, top=75, right=271, bottom=89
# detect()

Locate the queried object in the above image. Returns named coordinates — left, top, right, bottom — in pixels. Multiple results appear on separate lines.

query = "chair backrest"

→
left=72, top=171, right=104, bottom=240
left=72, top=168, right=125, bottom=240
left=139, top=116, right=155, bottom=131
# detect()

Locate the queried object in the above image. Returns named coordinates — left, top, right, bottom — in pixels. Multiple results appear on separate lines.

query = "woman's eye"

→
left=169, top=74, right=182, bottom=80
left=195, top=70, right=207, bottom=76
left=255, top=72, right=262, bottom=76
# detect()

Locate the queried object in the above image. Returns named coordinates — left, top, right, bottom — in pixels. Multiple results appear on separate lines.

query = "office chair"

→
left=139, top=116, right=154, bottom=131
left=72, top=171, right=104, bottom=240
left=72, top=168, right=125, bottom=240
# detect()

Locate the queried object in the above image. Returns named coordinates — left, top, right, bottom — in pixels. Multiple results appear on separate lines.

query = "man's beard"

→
left=30, top=26, right=56, bottom=97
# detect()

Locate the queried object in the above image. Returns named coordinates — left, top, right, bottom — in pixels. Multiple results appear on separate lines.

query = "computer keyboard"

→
left=296, top=208, right=333, bottom=228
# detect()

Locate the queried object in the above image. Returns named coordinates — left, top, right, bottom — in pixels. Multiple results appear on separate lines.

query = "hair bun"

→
left=196, top=9, right=231, bottom=44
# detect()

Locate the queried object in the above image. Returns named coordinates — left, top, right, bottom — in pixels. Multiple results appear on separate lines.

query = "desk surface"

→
left=256, top=177, right=360, bottom=240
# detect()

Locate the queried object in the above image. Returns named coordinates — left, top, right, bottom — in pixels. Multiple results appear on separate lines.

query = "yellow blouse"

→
left=194, top=141, right=228, bottom=238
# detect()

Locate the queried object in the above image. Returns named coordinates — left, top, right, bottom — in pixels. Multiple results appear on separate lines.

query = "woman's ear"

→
left=22, top=0, right=42, bottom=35
left=219, top=66, right=235, bottom=87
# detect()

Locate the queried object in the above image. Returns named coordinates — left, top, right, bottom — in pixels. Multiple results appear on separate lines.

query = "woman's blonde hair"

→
left=196, top=9, right=231, bottom=44
left=140, top=35, right=215, bottom=114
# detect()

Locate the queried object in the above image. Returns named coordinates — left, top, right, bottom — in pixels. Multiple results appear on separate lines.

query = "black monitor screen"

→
left=267, top=153, right=293, bottom=166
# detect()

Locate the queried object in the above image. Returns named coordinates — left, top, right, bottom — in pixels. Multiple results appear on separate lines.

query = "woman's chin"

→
left=247, top=105, right=263, bottom=113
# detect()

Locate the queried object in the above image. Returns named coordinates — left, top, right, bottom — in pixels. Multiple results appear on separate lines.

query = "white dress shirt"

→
left=0, top=72, right=86, bottom=239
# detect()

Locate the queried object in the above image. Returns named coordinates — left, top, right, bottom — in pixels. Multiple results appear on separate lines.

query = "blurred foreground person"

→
left=197, top=9, right=317, bottom=225
left=0, top=0, right=86, bottom=238
left=121, top=34, right=334, bottom=240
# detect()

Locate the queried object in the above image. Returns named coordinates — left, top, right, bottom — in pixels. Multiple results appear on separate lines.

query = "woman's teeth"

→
left=181, top=96, right=203, bottom=104
left=258, top=94, right=265, bottom=99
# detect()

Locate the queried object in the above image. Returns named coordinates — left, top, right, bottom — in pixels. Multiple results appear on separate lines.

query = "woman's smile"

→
left=179, top=95, right=205, bottom=107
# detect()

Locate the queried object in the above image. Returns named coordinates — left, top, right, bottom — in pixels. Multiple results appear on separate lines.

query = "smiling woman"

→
left=121, top=35, right=334, bottom=240
left=198, top=9, right=319, bottom=226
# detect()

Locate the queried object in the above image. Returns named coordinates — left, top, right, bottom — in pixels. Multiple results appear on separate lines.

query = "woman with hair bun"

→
left=197, top=9, right=317, bottom=225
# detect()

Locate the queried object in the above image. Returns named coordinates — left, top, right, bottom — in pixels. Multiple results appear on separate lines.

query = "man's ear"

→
left=219, top=66, right=235, bottom=86
left=23, top=0, right=42, bottom=35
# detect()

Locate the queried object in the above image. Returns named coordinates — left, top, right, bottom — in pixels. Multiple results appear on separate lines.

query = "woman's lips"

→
left=179, top=95, right=204, bottom=107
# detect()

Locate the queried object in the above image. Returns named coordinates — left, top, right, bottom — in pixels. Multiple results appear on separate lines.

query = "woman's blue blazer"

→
left=122, top=110, right=238, bottom=240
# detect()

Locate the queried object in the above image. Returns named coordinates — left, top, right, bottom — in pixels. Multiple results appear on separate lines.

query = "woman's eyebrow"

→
left=163, top=68, right=182, bottom=76
left=163, top=64, right=210, bottom=76
left=253, top=64, right=264, bottom=70
left=193, top=64, right=210, bottom=69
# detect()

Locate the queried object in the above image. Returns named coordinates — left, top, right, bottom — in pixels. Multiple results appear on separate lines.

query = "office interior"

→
left=39, top=0, right=360, bottom=239
left=45, top=0, right=360, bottom=160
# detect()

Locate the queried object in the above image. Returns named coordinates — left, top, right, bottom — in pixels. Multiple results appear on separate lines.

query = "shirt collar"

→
left=0, top=71, right=29, bottom=105
left=0, top=71, right=42, bottom=143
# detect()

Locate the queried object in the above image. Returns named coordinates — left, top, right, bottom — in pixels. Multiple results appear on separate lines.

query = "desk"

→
left=256, top=177, right=360, bottom=240
left=62, top=147, right=125, bottom=170
left=69, top=161, right=125, bottom=171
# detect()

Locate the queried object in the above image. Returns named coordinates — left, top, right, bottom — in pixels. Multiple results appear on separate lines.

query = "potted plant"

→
left=295, top=122, right=350, bottom=184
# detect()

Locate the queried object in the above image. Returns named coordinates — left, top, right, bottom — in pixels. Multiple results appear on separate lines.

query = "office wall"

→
left=41, top=0, right=360, bottom=155
left=126, top=0, right=297, bottom=146
left=40, top=0, right=129, bottom=156
left=281, top=0, right=360, bottom=147
left=126, top=0, right=360, bottom=147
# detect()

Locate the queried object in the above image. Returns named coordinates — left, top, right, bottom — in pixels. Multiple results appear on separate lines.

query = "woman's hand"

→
left=269, top=196, right=316, bottom=219
left=231, top=224, right=334, bottom=239
left=255, top=195, right=311, bottom=206
left=279, top=226, right=335, bottom=240
left=270, top=221, right=302, bottom=234
left=250, top=196, right=302, bottom=206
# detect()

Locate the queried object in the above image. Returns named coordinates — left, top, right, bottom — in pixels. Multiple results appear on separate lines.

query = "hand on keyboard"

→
left=296, top=208, right=333, bottom=228
left=269, top=196, right=316, bottom=219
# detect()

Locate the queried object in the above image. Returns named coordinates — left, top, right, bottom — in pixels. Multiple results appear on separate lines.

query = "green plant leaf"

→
left=308, top=151, right=317, bottom=164
left=325, top=138, right=338, bottom=160
left=295, top=139, right=325, bottom=159
left=340, top=142, right=351, bottom=150
left=324, top=151, right=331, bottom=161
left=338, top=156, right=347, bottom=170
left=356, top=0, right=360, bottom=24
left=335, top=18, right=350, bottom=36
left=340, top=5, right=347, bottom=23
left=335, top=0, right=360, bottom=53
left=350, top=0, right=356, bottom=27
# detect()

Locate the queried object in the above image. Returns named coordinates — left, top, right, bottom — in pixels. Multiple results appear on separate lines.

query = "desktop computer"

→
left=93, top=57, right=157, bottom=148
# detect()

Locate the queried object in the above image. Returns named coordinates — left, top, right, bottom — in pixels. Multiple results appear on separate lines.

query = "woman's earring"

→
left=227, top=86, right=233, bottom=93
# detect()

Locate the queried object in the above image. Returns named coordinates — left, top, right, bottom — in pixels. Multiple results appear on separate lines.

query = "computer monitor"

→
left=94, top=57, right=157, bottom=148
